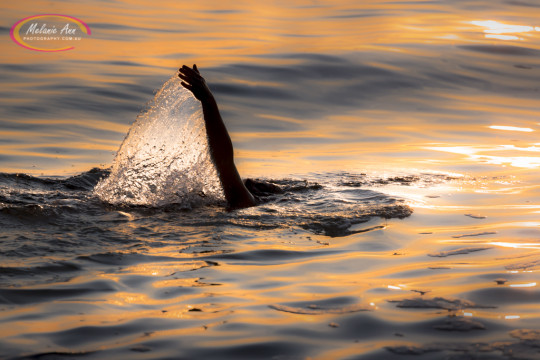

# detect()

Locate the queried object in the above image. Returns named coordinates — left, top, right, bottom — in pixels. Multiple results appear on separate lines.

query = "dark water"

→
left=0, top=168, right=411, bottom=273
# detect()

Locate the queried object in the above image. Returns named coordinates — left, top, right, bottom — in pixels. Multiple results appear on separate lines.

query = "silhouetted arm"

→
left=178, top=64, right=256, bottom=210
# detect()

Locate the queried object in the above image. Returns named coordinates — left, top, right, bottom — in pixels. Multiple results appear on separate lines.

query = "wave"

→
left=0, top=168, right=423, bottom=239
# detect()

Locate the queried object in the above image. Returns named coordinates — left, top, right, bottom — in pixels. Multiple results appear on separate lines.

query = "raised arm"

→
left=178, top=64, right=256, bottom=210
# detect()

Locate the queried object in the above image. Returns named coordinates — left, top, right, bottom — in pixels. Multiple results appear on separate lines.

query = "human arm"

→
left=178, top=64, right=256, bottom=210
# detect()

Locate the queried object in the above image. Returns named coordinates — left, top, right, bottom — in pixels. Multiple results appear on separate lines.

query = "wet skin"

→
left=179, top=64, right=257, bottom=210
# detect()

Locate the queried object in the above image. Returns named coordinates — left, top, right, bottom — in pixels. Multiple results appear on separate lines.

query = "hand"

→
left=178, top=64, right=213, bottom=102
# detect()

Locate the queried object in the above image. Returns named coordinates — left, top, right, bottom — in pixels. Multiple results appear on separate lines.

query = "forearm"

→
left=200, top=96, right=234, bottom=168
left=200, top=97, right=256, bottom=208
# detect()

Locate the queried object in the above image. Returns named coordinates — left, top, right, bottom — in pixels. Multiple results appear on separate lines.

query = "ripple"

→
left=428, top=246, right=493, bottom=257
left=388, top=297, right=497, bottom=310
left=459, top=45, right=540, bottom=56
left=0, top=280, right=117, bottom=305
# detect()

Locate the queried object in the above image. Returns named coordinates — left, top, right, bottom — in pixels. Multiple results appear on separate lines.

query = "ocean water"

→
left=1, top=0, right=540, bottom=359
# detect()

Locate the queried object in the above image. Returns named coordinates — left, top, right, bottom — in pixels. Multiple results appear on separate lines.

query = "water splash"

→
left=93, top=74, right=224, bottom=207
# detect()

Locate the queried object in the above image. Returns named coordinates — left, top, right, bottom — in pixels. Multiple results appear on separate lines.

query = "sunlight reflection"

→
left=426, top=145, right=540, bottom=169
left=471, top=20, right=538, bottom=40
left=490, top=242, right=540, bottom=249
left=500, top=145, right=540, bottom=152
left=509, top=282, right=537, bottom=288
left=472, top=20, right=535, bottom=33
left=486, top=34, right=520, bottom=41
left=489, top=125, right=534, bottom=132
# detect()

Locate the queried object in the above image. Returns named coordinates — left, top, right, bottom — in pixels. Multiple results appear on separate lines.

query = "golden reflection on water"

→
left=2, top=1, right=540, bottom=358
left=2, top=194, right=540, bottom=357
left=425, top=144, right=540, bottom=169
left=509, top=282, right=537, bottom=287
left=471, top=20, right=539, bottom=41
left=490, top=242, right=540, bottom=250
left=0, top=0, right=539, bottom=175
left=489, top=125, right=534, bottom=132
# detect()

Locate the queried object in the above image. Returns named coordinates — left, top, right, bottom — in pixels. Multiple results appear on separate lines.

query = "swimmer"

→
left=178, top=64, right=257, bottom=210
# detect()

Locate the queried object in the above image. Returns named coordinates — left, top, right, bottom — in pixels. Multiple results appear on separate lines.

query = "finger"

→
left=180, top=81, right=193, bottom=91
left=182, top=65, right=200, bottom=77
left=182, top=64, right=194, bottom=73
left=179, top=68, right=198, bottom=79
left=178, top=73, right=191, bottom=82
left=193, top=64, right=200, bottom=74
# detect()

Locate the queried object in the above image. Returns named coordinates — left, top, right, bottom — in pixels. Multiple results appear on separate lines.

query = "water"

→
left=93, top=75, right=223, bottom=208
left=1, top=0, right=540, bottom=359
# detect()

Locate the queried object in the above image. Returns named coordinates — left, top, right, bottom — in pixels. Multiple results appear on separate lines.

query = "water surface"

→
left=1, top=0, right=540, bottom=359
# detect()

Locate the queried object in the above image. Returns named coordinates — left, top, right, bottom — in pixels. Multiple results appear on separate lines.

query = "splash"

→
left=93, top=74, right=224, bottom=207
